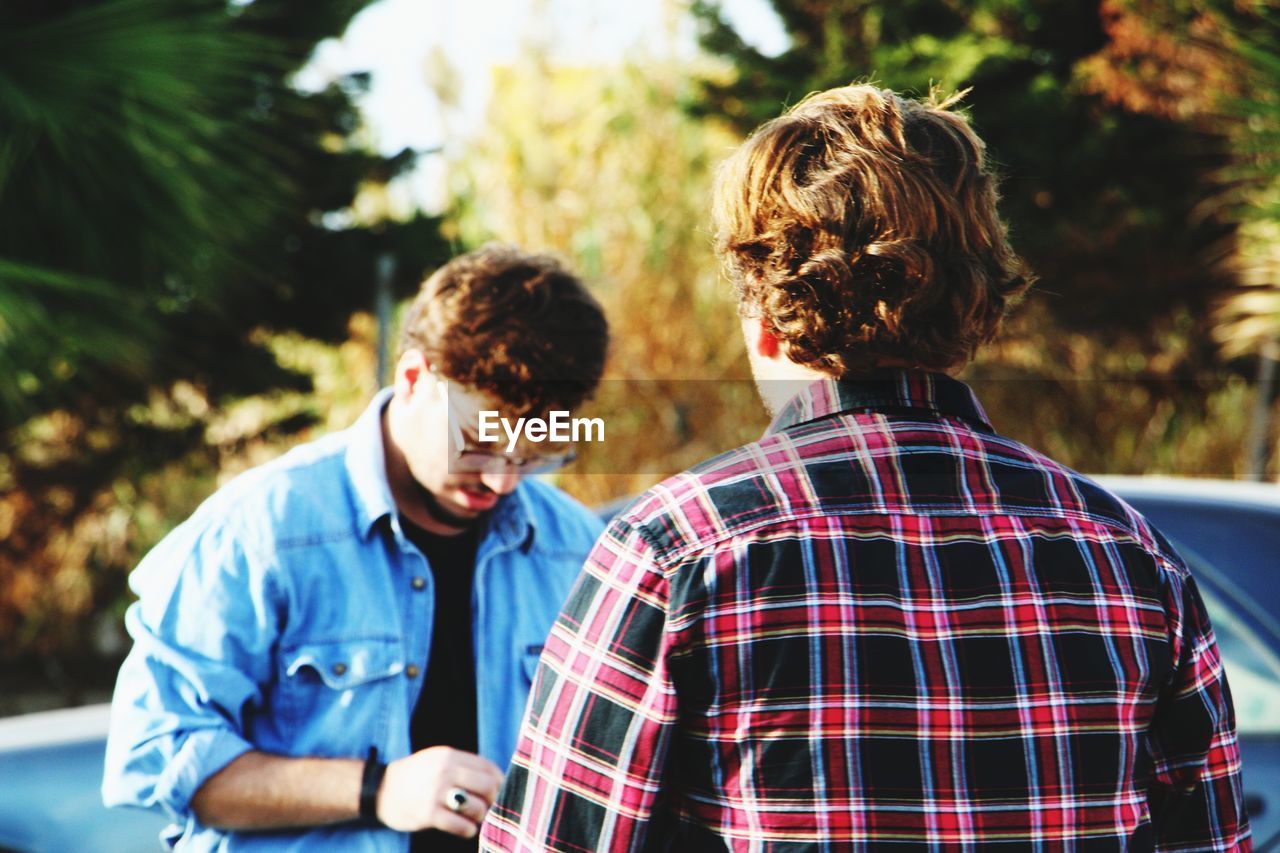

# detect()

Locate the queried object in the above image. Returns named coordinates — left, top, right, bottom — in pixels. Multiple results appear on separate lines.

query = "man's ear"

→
left=395, top=349, right=429, bottom=397
left=743, top=315, right=782, bottom=360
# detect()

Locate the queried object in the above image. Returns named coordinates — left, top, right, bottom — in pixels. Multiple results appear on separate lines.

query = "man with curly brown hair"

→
left=104, top=245, right=609, bottom=852
left=482, top=86, right=1250, bottom=851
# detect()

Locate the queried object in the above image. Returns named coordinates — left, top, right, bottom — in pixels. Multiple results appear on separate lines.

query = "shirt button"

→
left=405, top=664, right=420, bottom=679
left=411, top=577, right=426, bottom=591
left=331, top=663, right=347, bottom=676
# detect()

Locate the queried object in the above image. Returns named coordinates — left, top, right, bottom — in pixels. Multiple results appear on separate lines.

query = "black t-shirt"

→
left=400, top=517, right=480, bottom=853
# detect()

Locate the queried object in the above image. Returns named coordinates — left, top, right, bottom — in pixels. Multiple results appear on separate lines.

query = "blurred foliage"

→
left=691, top=0, right=1236, bottom=346
left=1208, top=11, right=1280, bottom=355
left=448, top=57, right=770, bottom=507
left=1058, top=0, right=1280, bottom=355
left=445, top=0, right=1279, bottom=508
left=0, top=0, right=450, bottom=687
left=689, top=0, right=1277, bottom=476
left=441, top=0, right=1276, bottom=501
left=0, top=0, right=449, bottom=423
left=973, top=301, right=1258, bottom=477
left=0, top=316, right=381, bottom=713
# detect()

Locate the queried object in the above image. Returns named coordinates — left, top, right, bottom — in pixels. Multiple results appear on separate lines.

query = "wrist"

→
left=359, top=747, right=387, bottom=825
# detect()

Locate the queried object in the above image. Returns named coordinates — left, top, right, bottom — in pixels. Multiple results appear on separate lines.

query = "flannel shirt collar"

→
left=766, top=370, right=995, bottom=437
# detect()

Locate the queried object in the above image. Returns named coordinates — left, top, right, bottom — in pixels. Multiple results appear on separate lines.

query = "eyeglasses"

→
left=436, top=371, right=577, bottom=476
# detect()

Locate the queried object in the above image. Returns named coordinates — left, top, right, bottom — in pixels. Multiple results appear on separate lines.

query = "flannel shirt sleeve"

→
left=1148, top=570, right=1251, bottom=851
left=481, top=517, right=678, bottom=853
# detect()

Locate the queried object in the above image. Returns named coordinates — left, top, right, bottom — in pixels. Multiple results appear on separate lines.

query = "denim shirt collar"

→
left=766, top=370, right=994, bottom=436
left=343, top=388, right=536, bottom=551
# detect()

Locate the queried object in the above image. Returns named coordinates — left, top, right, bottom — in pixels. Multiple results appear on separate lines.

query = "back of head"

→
left=712, top=85, right=1032, bottom=375
left=398, top=244, right=609, bottom=414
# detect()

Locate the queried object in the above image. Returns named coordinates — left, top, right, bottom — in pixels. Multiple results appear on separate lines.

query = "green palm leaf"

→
left=0, top=0, right=297, bottom=426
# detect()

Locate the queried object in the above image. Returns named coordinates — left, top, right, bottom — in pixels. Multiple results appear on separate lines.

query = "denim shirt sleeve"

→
left=103, top=512, right=284, bottom=822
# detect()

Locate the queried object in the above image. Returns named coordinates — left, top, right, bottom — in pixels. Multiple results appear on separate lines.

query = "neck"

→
left=750, top=357, right=834, bottom=417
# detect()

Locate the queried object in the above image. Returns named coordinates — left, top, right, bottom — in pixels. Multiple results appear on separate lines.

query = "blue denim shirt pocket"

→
left=276, top=637, right=403, bottom=755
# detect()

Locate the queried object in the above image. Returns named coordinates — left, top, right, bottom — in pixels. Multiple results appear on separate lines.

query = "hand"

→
left=376, top=746, right=505, bottom=837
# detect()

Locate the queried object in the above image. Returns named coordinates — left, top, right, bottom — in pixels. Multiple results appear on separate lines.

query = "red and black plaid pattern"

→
left=481, top=373, right=1249, bottom=852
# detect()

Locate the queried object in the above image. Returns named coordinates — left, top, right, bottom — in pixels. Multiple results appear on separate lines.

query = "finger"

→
left=432, top=808, right=481, bottom=839
left=447, top=787, right=490, bottom=825
left=446, top=750, right=504, bottom=780
left=414, top=747, right=499, bottom=793
left=450, top=764, right=503, bottom=803
left=483, top=760, right=505, bottom=789
left=473, top=760, right=506, bottom=796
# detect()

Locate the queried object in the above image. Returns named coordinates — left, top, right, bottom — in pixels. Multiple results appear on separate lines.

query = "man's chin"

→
left=414, top=481, right=494, bottom=529
left=450, top=488, right=500, bottom=513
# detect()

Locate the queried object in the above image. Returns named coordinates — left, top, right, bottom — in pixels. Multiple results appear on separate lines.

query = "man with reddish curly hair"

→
left=482, top=87, right=1249, bottom=850
left=105, top=245, right=609, bottom=852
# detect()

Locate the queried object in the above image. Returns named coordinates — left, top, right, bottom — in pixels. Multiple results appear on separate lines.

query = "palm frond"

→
left=0, top=258, right=155, bottom=426
left=0, top=0, right=300, bottom=423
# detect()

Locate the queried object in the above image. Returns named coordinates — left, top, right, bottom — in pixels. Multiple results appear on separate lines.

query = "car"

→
left=1095, top=476, right=1280, bottom=849
left=0, top=703, right=167, bottom=852
left=0, top=477, right=1276, bottom=851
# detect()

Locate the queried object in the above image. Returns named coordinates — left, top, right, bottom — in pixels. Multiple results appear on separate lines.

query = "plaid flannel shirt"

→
left=481, top=372, right=1249, bottom=852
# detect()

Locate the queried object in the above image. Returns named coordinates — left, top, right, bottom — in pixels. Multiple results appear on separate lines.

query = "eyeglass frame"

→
left=432, top=368, right=578, bottom=476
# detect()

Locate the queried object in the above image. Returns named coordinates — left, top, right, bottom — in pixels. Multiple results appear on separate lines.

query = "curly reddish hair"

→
left=712, top=85, right=1032, bottom=374
left=398, top=244, right=608, bottom=415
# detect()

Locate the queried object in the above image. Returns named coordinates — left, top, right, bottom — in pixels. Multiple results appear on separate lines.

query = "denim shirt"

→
left=102, top=390, right=603, bottom=851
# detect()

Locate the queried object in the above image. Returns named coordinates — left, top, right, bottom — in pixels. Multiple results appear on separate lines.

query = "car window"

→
left=1172, top=545, right=1280, bottom=736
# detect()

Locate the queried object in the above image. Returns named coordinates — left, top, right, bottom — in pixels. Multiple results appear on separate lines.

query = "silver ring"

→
left=445, top=786, right=469, bottom=814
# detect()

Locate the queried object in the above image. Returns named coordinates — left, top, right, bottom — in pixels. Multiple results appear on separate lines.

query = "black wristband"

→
left=359, top=746, right=387, bottom=825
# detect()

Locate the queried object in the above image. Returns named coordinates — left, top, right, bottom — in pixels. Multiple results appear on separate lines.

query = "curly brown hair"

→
left=398, top=244, right=608, bottom=415
left=712, top=85, right=1032, bottom=375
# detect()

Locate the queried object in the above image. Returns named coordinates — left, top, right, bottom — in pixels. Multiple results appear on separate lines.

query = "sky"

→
left=294, top=0, right=788, bottom=212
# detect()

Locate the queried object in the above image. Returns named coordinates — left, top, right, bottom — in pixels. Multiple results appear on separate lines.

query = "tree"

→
left=690, top=0, right=1262, bottom=478
left=0, top=0, right=450, bottom=691
left=449, top=56, right=766, bottom=508
left=692, top=0, right=1235, bottom=340
left=1066, top=0, right=1280, bottom=476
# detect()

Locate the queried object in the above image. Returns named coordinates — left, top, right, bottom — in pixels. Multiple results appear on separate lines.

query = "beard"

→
left=413, top=478, right=494, bottom=530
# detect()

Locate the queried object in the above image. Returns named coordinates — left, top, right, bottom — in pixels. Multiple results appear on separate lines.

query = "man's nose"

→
left=481, top=469, right=521, bottom=495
